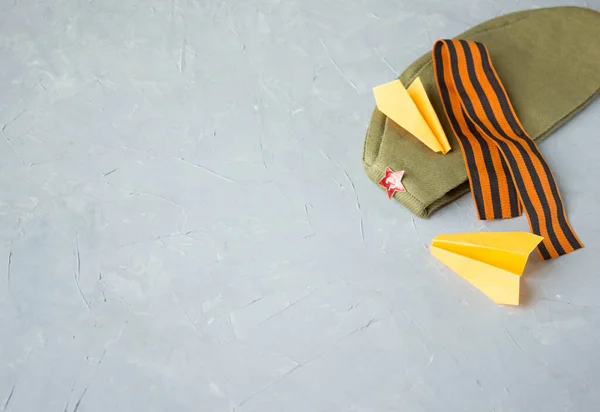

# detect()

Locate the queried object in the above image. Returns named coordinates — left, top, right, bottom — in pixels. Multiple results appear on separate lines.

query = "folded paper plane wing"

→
left=373, top=78, right=450, bottom=154
left=430, top=232, right=543, bottom=305
left=407, top=78, right=451, bottom=154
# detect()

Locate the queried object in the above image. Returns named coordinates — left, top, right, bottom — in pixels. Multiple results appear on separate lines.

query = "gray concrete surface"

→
left=1, top=0, right=600, bottom=411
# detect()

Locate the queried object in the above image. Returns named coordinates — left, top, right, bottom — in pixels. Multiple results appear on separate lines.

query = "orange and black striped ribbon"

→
left=432, top=39, right=583, bottom=260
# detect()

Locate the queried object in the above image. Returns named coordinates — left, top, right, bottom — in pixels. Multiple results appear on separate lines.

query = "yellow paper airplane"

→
left=373, top=77, right=451, bottom=154
left=430, top=232, right=544, bottom=305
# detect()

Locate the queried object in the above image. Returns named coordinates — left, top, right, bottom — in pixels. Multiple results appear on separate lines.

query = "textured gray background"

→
left=1, top=0, right=600, bottom=411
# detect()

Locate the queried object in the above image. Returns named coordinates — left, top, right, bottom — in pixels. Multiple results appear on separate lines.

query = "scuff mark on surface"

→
left=208, top=382, right=225, bottom=398
left=185, top=312, right=204, bottom=340
left=372, top=46, right=398, bottom=76
left=172, top=292, right=204, bottom=340
left=258, top=291, right=314, bottom=327
left=158, top=238, right=188, bottom=256
left=254, top=92, right=270, bottom=169
left=234, top=353, right=319, bottom=410
left=63, top=382, right=75, bottom=412
left=242, top=296, right=263, bottom=308
left=236, top=314, right=389, bottom=409
left=93, top=73, right=109, bottom=95
left=110, top=184, right=185, bottom=210
left=265, top=181, right=292, bottom=205
left=2, top=109, right=26, bottom=129
left=234, top=365, right=298, bottom=410
left=319, top=38, right=360, bottom=94
left=411, top=217, right=419, bottom=237
left=98, top=272, right=107, bottom=303
left=229, top=26, right=246, bottom=51
left=2, top=382, right=16, bottom=412
left=505, top=329, right=523, bottom=353
left=320, top=151, right=365, bottom=242
left=428, top=260, right=449, bottom=280
left=86, top=348, right=107, bottom=365
left=176, top=157, right=235, bottom=182
left=103, top=168, right=118, bottom=176
left=72, top=385, right=88, bottom=412
left=6, top=251, right=12, bottom=298
left=1, top=124, right=27, bottom=164
left=81, top=97, right=105, bottom=112
left=466, top=203, right=477, bottom=218
left=179, top=37, right=187, bottom=73
left=304, top=203, right=315, bottom=236
left=401, top=310, right=433, bottom=341
left=345, top=316, right=388, bottom=338
left=75, top=235, right=81, bottom=281
left=228, top=312, right=239, bottom=341
left=538, top=297, right=600, bottom=309
left=454, top=314, right=465, bottom=333
left=326, top=171, right=344, bottom=190
left=73, top=233, right=91, bottom=311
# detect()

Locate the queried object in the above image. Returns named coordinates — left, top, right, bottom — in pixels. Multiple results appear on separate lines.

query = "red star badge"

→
left=379, top=167, right=406, bottom=198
